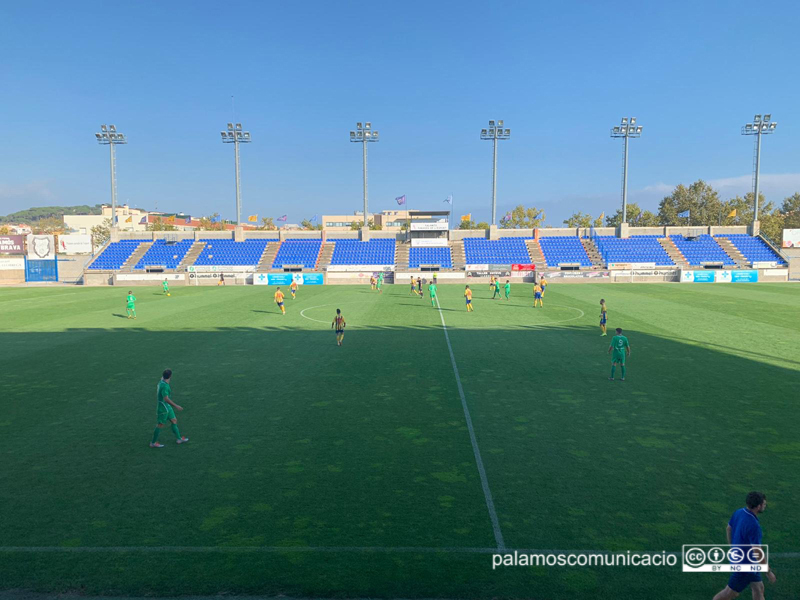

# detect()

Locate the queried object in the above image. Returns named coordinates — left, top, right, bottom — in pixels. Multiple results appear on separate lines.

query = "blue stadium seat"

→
left=134, top=239, right=194, bottom=270
left=670, top=235, right=734, bottom=266
left=272, top=240, right=322, bottom=269
left=409, top=246, right=452, bottom=268
left=538, top=237, right=592, bottom=267
left=88, top=240, right=148, bottom=270
left=714, top=234, right=786, bottom=265
left=594, top=235, right=674, bottom=266
left=329, top=239, right=396, bottom=265
left=195, top=239, right=271, bottom=266
left=462, top=237, right=532, bottom=264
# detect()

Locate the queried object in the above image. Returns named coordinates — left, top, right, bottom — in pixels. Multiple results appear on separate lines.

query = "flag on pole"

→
left=727, top=209, right=737, bottom=218
left=211, top=214, right=221, bottom=223
left=248, top=215, right=258, bottom=222
left=277, top=215, right=288, bottom=222
left=166, top=215, right=176, bottom=223
left=444, top=195, right=453, bottom=204
left=139, top=216, right=147, bottom=224
left=184, top=217, right=191, bottom=224
left=599, top=211, right=604, bottom=221
left=311, top=215, right=318, bottom=222
left=461, top=214, right=471, bottom=222
left=502, top=212, right=512, bottom=222
left=125, top=216, right=133, bottom=223
left=395, top=195, right=406, bottom=206
left=678, top=210, right=690, bottom=218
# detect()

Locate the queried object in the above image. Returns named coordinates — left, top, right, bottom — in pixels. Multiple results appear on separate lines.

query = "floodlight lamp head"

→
left=481, top=129, right=488, bottom=136
left=220, top=131, right=226, bottom=138
left=764, top=114, right=771, bottom=122
left=109, top=125, right=116, bottom=132
left=630, top=117, right=636, bottom=125
left=101, top=125, right=108, bottom=132
left=498, top=120, right=504, bottom=127
left=621, top=117, right=628, bottom=124
left=504, top=129, right=510, bottom=136
left=637, top=126, right=643, bottom=133
left=745, top=123, right=752, bottom=131
left=488, top=120, right=495, bottom=127
left=372, top=131, right=379, bottom=140
left=356, top=122, right=362, bottom=129
left=770, top=122, right=777, bottom=129
left=754, top=115, right=762, bottom=123
left=227, top=123, right=234, bottom=130
left=95, top=133, right=102, bottom=140
left=365, top=122, right=371, bottom=129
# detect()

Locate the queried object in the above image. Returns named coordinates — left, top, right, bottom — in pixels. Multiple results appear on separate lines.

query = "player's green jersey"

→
left=610, top=335, right=629, bottom=354
left=428, top=283, right=437, bottom=296
left=162, top=281, right=169, bottom=290
left=126, top=294, right=136, bottom=306
left=504, top=283, right=511, bottom=294
left=494, top=281, right=500, bottom=290
left=157, top=380, right=171, bottom=407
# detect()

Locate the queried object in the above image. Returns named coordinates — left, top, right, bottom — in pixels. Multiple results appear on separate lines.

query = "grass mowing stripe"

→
left=434, top=295, right=505, bottom=551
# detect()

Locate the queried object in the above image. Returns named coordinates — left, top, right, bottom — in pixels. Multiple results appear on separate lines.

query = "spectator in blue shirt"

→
left=712, top=491, right=776, bottom=600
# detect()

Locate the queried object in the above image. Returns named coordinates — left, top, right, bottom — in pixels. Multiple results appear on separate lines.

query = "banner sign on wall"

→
left=782, top=229, right=800, bottom=248
left=57, top=234, right=92, bottom=254
left=544, top=271, right=611, bottom=279
left=410, top=221, right=448, bottom=231
left=410, top=238, right=448, bottom=247
left=511, top=264, right=536, bottom=271
left=682, top=270, right=715, bottom=283
left=0, top=235, right=25, bottom=254
left=26, top=235, right=56, bottom=260
left=253, top=273, right=325, bottom=285
left=0, top=257, right=25, bottom=270
left=118, top=273, right=184, bottom=281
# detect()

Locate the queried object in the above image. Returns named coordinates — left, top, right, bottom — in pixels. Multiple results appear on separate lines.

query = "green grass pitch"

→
left=1, top=282, right=799, bottom=599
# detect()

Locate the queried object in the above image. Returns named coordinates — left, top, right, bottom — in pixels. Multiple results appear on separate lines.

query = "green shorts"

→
left=157, top=402, right=176, bottom=424
left=612, top=351, right=626, bottom=365
left=127, top=303, right=135, bottom=309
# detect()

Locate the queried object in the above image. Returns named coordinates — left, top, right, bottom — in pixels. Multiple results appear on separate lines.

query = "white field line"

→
left=434, top=295, right=505, bottom=551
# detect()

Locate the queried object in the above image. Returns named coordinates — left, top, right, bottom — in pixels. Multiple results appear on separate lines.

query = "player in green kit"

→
left=492, top=278, right=501, bottom=299
left=504, top=279, right=511, bottom=300
left=428, top=281, right=437, bottom=307
left=377, top=272, right=384, bottom=294
left=150, top=369, right=189, bottom=447
left=126, top=290, right=137, bottom=319
left=162, top=279, right=170, bottom=296
left=608, top=328, right=631, bottom=381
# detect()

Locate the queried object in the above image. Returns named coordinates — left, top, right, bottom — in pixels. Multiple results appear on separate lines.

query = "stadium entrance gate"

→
left=25, top=258, right=59, bottom=282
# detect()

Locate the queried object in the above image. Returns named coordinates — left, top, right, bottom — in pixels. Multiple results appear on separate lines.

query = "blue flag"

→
left=678, top=210, right=690, bottom=218
left=211, top=214, right=221, bottom=223
left=310, top=214, right=318, bottom=222
left=396, top=195, right=406, bottom=206
left=444, top=195, right=453, bottom=204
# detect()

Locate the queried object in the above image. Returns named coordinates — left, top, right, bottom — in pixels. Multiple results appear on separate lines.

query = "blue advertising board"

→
left=731, top=270, right=758, bottom=283
left=267, top=273, right=294, bottom=285
left=254, top=272, right=325, bottom=286
left=301, top=273, right=324, bottom=285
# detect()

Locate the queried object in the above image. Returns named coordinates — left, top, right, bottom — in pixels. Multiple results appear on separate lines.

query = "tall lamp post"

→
left=220, top=122, right=251, bottom=225
left=480, top=120, right=511, bottom=226
left=95, top=125, right=127, bottom=228
left=741, top=114, right=777, bottom=224
left=350, top=122, right=379, bottom=228
left=610, top=117, right=643, bottom=225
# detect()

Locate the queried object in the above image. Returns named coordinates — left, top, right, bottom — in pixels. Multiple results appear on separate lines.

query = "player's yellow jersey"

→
left=274, top=291, right=284, bottom=303
left=540, top=277, right=547, bottom=286
left=465, top=289, right=472, bottom=300
left=534, top=284, right=542, bottom=293
left=290, top=282, right=298, bottom=291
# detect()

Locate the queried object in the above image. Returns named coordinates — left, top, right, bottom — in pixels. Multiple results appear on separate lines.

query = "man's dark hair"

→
left=616, top=328, right=622, bottom=334
left=746, top=491, right=766, bottom=509
left=336, top=308, right=341, bottom=314
left=163, top=369, right=172, bottom=380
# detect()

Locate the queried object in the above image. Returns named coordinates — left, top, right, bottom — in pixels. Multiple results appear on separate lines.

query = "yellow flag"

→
left=248, top=215, right=258, bottom=222
left=166, top=215, right=175, bottom=223
left=598, top=212, right=605, bottom=221
left=125, top=216, right=133, bottom=223
left=461, top=213, right=472, bottom=222
left=727, top=209, right=737, bottom=218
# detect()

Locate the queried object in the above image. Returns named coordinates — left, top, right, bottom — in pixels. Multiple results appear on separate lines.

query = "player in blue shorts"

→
left=712, top=491, right=775, bottom=600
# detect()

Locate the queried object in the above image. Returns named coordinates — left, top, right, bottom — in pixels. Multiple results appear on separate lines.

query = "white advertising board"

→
left=410, top=238, right=449, bottom=247
left=782, top=229, right=800, bottom=248
left=117, top=273, right=184, bottom=281
left=326, top=265, right=394, bottom=272
left=57, top=234, right=92, bottom=254
left=0, top=257, right=25, bottom=270
left=410, top=221, right=449, bottom=231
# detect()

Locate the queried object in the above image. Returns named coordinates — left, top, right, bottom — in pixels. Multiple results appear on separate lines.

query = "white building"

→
left=64, top=204, right=149, bottom=235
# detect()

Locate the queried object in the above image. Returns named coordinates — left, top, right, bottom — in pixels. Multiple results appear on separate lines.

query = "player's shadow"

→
left=111, top=313, right=129, bottom=319
left=251, top=310, right=276, bottom=314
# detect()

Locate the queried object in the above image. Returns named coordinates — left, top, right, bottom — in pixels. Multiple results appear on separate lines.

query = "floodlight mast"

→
left=350, top=122, right=379, bottom=228
left=741, top=114, right=777, bottom=224
left=609, top=117, right=643, bottom=225
left=220, top=122, right=251, bottom=225
left=95, top=124, right=127, bottom=228
left=480, top=120, right=511, bottom=226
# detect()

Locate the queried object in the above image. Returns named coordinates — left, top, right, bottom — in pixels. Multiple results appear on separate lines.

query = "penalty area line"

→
left=434, top=295, right=505, bottom=552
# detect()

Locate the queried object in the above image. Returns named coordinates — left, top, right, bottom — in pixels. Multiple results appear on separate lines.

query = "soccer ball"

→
left=167, top=293, right=171, bottom=296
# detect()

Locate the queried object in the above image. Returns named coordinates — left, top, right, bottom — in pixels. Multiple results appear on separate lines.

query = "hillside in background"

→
left=0, top=205, right=102, bottom=223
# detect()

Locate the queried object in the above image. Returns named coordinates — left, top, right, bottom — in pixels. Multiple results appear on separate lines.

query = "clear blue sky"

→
left=1, top=0, right=798, bottom=224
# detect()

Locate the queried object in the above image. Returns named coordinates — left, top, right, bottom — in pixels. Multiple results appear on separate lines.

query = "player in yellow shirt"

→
left=464, top=285, right=474, bottom=312
left=290, top=280, right=298, bottom=299
left=489, top=275, right=496, bottom=292
left=331, top=308, right=346, bottom=346
left=599, top=299, right=608, bottom=336
left=274, top=287, right=286, bottom=315
left=533, top=283, right=543, bottom=308
left=539, top=275, right=548, bottom=296
left=370, top=275, right=376, bottom=290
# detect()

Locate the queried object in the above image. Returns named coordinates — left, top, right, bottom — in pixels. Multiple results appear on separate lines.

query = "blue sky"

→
left=1, top=0, right=798, bottom=224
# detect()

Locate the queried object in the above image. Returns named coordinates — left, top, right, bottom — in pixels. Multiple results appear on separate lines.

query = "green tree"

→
left=475, top=221, right=490, bottom=229
left=350, top=219, right=375, bottom=230
left=90, top=218, right=112, bottom=251
left=0, top=225, right=9, bottom=235
left=147, top=217, right=177, bottom=231
left=780, top=192, right=800, bottom=230
left=563, top=211, right=604, bottom=228
left=300, top=219, right=323, bottom=231
left=500, top=205, right=545, bottom=229
left=657, top=180, right=724, bottom=225
left=197, top=214, right=225, bottom=231
left=604, top=203, right=659, bottom=227
left=724, top=193, right=785, bottom=241
left=259, top=217, right=276, bottom=231
left=32, top=216, right=65, bottom=234
left=0, top=204, right=102, bottom=224
left=458, top=220, right=477, bottom=230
